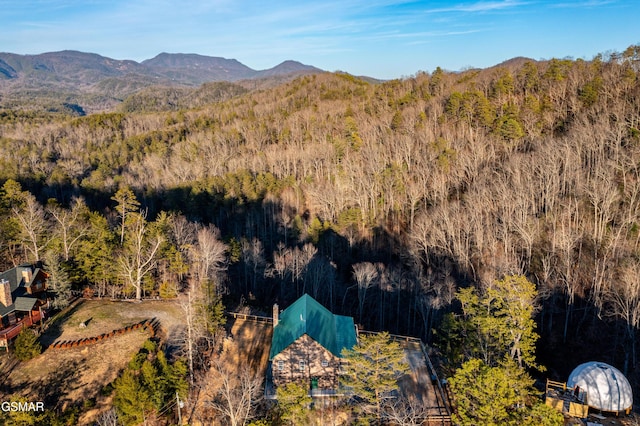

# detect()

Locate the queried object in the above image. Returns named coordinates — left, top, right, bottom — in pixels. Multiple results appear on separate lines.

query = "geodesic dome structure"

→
left=567, top=362, right=633, bottom=413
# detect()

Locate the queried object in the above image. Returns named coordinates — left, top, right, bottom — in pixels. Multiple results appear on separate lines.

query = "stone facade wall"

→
left=272, top=334, right=342, bottom=389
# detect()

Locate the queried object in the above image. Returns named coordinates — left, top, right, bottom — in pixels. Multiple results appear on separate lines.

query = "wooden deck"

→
left=0, top=310, right=44, bottom=348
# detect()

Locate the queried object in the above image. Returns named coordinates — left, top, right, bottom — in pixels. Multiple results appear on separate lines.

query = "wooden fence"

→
left=358, top=329, right=422, bottom=343
left=49, top=318, right=158, bottom=350
left=420, top=341, right=452, bottom=418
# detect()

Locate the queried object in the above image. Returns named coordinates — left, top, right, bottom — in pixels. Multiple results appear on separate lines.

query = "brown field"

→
left=41, top=298, right=184, bottom=344
left=0, top=298, right=185, bottom=425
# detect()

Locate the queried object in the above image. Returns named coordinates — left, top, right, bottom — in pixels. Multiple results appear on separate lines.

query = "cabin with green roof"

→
left=269, top=294, right=357, bottom=392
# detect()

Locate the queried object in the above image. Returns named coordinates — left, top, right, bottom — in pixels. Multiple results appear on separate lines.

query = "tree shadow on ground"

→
left=39, top=300, right=84, bottom=348
left=164, top=324, right=186, bottom=359
left=4, top=357, right=88, bottom=409
left=225, top=316, right=273, bottom=375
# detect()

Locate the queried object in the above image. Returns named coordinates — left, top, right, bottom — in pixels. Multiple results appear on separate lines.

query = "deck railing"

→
left=358, top=329, right=422, bottom=343
left=225, top=311, right=273, bottom=323
left=0, top=310, right=44, bottom=346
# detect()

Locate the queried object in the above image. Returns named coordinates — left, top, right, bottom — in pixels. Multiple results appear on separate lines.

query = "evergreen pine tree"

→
left=276, top=382, right=313, bottom=425
left=13, top=329, right=41, bottom=361
left=341, top=331, right=410, bottom=419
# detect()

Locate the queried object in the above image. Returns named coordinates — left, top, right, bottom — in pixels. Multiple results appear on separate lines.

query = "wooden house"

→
left=269, top=294, right=357, bottom=394
left=0, top=264, right=48, bottom=349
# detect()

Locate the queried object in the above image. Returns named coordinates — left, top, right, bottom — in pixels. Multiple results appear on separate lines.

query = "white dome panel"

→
left=567, top=362, right=633, bottom=413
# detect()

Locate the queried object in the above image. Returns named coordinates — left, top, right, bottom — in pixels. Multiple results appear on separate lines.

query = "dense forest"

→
left=2, top=45, right=640, bottom=402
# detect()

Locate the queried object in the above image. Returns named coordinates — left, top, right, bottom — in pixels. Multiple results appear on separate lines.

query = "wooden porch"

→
left=0, top=309, right=44, bottom=349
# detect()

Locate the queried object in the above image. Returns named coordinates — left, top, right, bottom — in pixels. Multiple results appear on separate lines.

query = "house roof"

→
left=0, top=264, right=43, bottom=296
left=269, top=294, right=357, bottom=360
left=0, top=264, right=45, bottom=318
left=0, top=301, right=14, bottom=317
left=14, top=297, right=37, bottom=312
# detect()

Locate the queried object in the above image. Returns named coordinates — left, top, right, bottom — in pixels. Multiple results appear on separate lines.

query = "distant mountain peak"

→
left=0, top=50, right=324, bottom=89
left=137, top=52, right=323, bottom=81
left=0, top=50, right=325, bottom=112
left=493, top=56, right=537, bottom=69
left=142, top=52, right=245, bottom=69
left=256, top=60, right=323, bottom=78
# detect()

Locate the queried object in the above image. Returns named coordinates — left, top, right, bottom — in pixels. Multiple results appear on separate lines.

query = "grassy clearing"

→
left=41, top=299, right=183, bottom=344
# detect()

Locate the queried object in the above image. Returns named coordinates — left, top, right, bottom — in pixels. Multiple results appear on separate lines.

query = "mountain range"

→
left=0, top=50, right=323, bottom=113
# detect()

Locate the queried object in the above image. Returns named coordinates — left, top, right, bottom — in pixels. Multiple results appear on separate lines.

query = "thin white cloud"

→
left=452, top=0, right=528, bottom=12
left=361, top=29, right=484, bottom=42
left=414, top=0, right=529, bottom=14
left=552, top=0, right=618, bottom=7
left=0, top=0, right=636, bottom=79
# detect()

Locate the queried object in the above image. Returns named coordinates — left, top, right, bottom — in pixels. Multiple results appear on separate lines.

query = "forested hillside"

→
left=1, top=45, right=640, bottom=388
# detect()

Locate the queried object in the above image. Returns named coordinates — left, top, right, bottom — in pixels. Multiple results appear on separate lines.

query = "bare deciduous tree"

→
left=606, top=259, right=640, bottom=371
left=191, top=224, right=227, bottom=288
left=304, top=254, right=336, bottom=308
left=12, top=192, right=50, bottom=262
left=117, top=211, right=163, bottom=300
left=48, top=197, right=90, bottom=261
left=241, top=238, right=266, bottom=296
left=95, top=408, right=119, bottom=426
left=179, top=290, right=200, bottom=385
left=382, top=396, right=432, bottom=426
left=207, top=360, right=263, bottom=426
left=551, top=204, right=583, bottom=343
left=352, top=262, right=379, bottom=323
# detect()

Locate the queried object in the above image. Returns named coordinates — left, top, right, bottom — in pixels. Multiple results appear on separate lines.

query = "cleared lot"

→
left=0, top=299, right=185, bottom=425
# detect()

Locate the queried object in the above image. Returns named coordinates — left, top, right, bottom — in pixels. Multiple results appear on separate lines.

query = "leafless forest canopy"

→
left=1, top=46, right=640, bottom=381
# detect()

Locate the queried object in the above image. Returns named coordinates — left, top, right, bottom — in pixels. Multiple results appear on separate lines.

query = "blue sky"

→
left=0, top=0, right=638, bottom=79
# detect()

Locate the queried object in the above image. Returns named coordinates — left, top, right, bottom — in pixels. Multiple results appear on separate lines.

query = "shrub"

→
left=13, top=329, right=42, bottom=361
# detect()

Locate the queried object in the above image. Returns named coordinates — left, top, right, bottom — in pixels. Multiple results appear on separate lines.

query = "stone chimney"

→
left=0, top=279, right=11, bottom=307
left=273, top=303, right=279, bottom=328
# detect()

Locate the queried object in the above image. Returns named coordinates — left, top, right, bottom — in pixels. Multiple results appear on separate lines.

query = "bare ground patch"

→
left=226, top=318, right=273, bottom=374
left=0, top=298, right=185, bottom=425
left=40, top=299, right=184, bottom=345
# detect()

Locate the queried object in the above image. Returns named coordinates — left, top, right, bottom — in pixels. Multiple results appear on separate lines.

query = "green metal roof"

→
left=269, top=294, right=357, bottom=360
